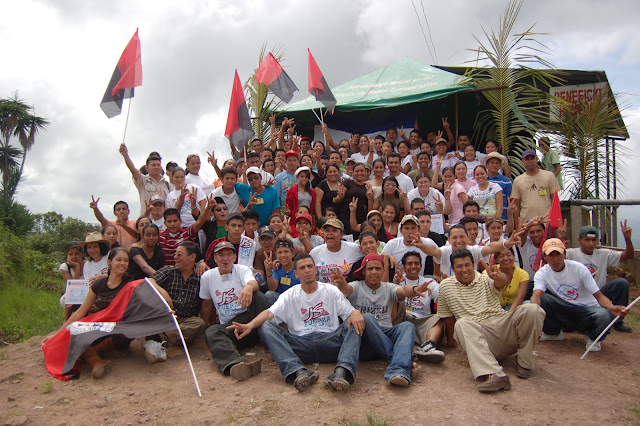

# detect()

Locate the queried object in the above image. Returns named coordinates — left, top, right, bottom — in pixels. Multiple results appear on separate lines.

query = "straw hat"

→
left=79, top=231, right=108, bottom=247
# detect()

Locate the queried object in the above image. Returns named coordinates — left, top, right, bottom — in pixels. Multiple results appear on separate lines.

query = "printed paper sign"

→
left=64, top=280, right=89, bottom=305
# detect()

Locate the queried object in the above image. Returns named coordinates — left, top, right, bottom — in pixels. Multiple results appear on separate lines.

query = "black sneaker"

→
left=414, top=340, right=445, bottom=364
left=293, top=368, right=319, bottom=392
left=324, top=367, right=350, bottom=391
left=614, top=322, right=632, bottom=333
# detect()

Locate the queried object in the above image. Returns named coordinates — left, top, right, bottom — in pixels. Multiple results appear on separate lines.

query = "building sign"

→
left=549, top=82, right=609, bottom=121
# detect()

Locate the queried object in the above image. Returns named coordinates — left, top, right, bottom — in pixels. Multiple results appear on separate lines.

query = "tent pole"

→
left=454, top=94, right=459, bottom=142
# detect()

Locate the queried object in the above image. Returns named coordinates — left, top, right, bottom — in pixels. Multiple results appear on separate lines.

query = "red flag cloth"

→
left=225, top=70, right=254, bottom=151
left=533, top=189, right=562, bottom=271
left=100, top=29, right=143, bottom=119
left=42, top=279, right=175, bottom=380
left=307, top=49, right=337, bottom=111
left=255, top=53, right=298, bottom=103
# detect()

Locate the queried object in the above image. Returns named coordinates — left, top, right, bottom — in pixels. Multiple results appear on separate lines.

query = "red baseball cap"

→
left=285, top=150, right=299, bottom=158
left=353, top=253, right=384, bottom=280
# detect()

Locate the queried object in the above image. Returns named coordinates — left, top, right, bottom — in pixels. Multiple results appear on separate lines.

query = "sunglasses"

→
left=214, top=206, right=228, bottom=212
left=247, top=175, right=261, bottom=181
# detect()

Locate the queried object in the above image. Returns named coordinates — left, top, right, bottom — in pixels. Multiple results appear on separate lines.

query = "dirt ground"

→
left=2, top=312, right=640, bottom=425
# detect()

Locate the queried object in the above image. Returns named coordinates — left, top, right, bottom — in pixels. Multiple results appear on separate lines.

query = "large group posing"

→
left=49, top=116, right=634, bottom=394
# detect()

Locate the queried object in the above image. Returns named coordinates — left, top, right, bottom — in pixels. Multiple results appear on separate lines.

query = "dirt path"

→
left=1, top=323, right=640, bottom=426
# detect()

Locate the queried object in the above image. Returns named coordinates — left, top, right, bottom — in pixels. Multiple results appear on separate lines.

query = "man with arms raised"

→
left=200, top=242, right=270, bottom=381
left=227, top=253, right=369, bottom=392
left=531, top=238, right=629, bottom=352
left=119, top=144, right=170, bottom=217
left=438, top=248, right=545, bottom=392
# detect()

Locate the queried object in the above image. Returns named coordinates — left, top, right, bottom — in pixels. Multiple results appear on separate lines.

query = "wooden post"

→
left=569, top=204, right=582, bottom=248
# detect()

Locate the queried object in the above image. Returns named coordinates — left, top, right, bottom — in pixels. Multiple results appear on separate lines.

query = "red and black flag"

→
left=255, top=53, right=299, bottom=103
left=533, top=189, right=563, bottom=271
left=100, top=29, right=143, bottom=119
left=225, top=70, right=254, bottom=151
left=307, top=49, right=337, bottom=111
left=42, top=279, right=175, bottom=380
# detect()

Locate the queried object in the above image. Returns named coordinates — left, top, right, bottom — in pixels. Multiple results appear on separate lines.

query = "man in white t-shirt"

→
left=199, top=242, right=270, bottom=381
left=226, top=253, right=368, bottom=392
left=382, top=215, right=437, bottom=277
left=531, top=239, right=629, bottom=352
left=563, top=224, right=634, bottom=333
left=386, top=153, right=415, bottom=194
left=335, top=253, right=431, bottom=387
left=310, top=219, right=364, bottom=283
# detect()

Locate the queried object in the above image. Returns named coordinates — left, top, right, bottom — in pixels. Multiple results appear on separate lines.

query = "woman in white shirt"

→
left=467, top=165, right=503, bottom=218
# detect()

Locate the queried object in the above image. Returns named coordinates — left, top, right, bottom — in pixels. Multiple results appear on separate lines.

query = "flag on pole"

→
left=533, top=189, right=562, bottom=271
left=42, top=279, right=175, bottom=380
left=255, top=53, right=299, bottom=103
left=100, top=29, right=143, bottom=118
left=307, top=49, right=337, bottom=111
left=225, top=70, right=254, bottom=151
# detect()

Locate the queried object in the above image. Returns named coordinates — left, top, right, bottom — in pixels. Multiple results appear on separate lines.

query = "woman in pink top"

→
left=442, top=166, right=467, bottom=225
left=453, top=161, right=477, bottom=193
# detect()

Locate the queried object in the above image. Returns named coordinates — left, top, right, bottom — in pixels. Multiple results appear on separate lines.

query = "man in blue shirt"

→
left=236, top=167, right=280, bottom=226
left=485, top=152, right=512, bottom=220
left=274, top=150, right=300, bottom=207
left=264, top=238, right=300, bottom=304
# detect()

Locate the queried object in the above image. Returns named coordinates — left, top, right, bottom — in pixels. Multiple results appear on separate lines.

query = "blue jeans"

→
left=360, top=318, right=415, bottom=383
left=265, top=291, right=280, bottom=305
left=258, top=318, right=362, bottom=384
left=541, top=293, right=614, bottom=341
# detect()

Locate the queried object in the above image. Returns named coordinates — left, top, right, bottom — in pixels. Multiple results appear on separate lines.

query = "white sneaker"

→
left=144, top=340, right=167, bottom=363
left=414, top=340, right=445, bottom=364
left=540, top=331, right=565, bottom=341
left=586, top=338, right=602, bottom=352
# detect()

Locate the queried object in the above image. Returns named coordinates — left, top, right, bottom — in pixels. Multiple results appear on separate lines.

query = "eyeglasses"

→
left=214, top=207, right=228, bottom=212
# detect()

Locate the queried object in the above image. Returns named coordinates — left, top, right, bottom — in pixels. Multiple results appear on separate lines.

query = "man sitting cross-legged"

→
left=200, top=242, right=270, bottom=381
left=334, top=253, right=433, bottom=387
left=437, top=248, right=545, bottom=393
left=227, top=253, right=369, bottom=392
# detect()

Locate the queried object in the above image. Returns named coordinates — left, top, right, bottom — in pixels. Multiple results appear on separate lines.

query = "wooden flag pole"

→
left=121, top=98, right=133, bottom=144
left=144, top=279, right=202, bottom=397
left=580, top=294, right=640, bottom=360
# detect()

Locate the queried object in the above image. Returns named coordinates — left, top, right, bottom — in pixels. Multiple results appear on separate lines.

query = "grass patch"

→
left=40, top=379, right=54, bottom=394
left=0, top=278, right=62, bottom=342
left=350, top=414, right=390, bottom=426
left=624, top=309, right=640, bottom=329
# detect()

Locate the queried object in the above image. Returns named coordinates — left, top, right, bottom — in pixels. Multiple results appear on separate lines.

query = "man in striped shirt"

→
left=437, top=248, right=545, bottom=393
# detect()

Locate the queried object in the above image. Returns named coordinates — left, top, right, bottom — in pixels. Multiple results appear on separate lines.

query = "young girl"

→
left=285, top=166, right=316, bottom=233
left=397, top=140, right=413, bottom=174
left=130, top=217, right=151, bottom=246
left=185, top=154, right=214, bottom=195
left=59, top=242, right=86, bottom=320
left=128, top=224, right=165, bottom=280
left=101, top=224, right=119, bottom=249
left=372, top=176, right=409, bottom=221
left=300, top=154, right=322, bottom=187
left=467, top=165, right=503, bottom=219
left=432, top=165, right=467, bottom=226
left=165, top=167, right=207, bottom=227
left=368, top=158, right=386, bottom=201
left=463, top=145, right=481, bottom=180
left=453, top=161, right=477, bottom=193
left=269, top=213, right=292, bottom=240
left=81, top=232, right=110, bottom=283
left=324, top=207, right=339, bottom=219
left=381, top=202, right=400, bottom=238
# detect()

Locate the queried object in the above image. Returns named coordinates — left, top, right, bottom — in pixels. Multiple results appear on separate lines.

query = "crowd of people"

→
left=48, top=117, right=634, bottom=393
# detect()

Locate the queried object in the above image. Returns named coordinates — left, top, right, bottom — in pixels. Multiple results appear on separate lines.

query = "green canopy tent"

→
left=278, top=57, right=476, bottom=136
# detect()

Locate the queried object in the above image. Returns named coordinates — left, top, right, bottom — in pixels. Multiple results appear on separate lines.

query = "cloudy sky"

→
left=2, top=0, right=639, bottom=244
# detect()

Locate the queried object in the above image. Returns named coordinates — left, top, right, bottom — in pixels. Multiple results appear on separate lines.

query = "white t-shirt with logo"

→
left=199, top=264, right=255, bottom=324
left=404, top=277, right=439, bottom=319
left=434, top=245, right=484, bottom=278
left=533, top=260, right=600, bottom=307
left=310, top=242, right=364, bottom=283
left=83, top=256, right=108, bottom=279
left=520, top=237, right=539, bottom=280
left=348, top=281, right=399, bottom=327
left=566, top=248, right=622, bottom=289
left=268, top=283, right=354, bottom=336
left=382, top=237, right=437, bottom=277
left=185, top=173, right=214, bottom=195
left=407, top=187, right=445, bottom=214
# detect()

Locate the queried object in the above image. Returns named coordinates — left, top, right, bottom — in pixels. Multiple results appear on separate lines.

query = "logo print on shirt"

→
left=215, top=288, right=238, bottom=305
left=301, top=302, right=329, bottom=322
left=556, top=284, right=579, bottom=301
left=585, top=263, right=598, bottom=281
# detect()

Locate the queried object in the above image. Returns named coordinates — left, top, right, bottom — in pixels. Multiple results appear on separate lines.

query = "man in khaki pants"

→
left=437, top=248, right=545, bottom=392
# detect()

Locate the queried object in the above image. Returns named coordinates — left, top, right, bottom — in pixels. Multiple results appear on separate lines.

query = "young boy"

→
left=264, top=238, right=300, bottom=304
left=462, top=201, right=485, bottom=243
left=149, top=195, right=167, bottom=231
left=90, top=198, right=138, bottom=249
left=242, top=209, right=260, bottom=240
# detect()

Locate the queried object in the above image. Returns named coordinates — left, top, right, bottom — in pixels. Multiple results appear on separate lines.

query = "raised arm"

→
left=322, top=123, right=338, bottom=151
left=119, top=143, right=141, bottom=181
left=89, top=195, right=109, bottom=228
left=620, top=220, right=634, bottom=261
left=332, top=269, right=353, bottom=298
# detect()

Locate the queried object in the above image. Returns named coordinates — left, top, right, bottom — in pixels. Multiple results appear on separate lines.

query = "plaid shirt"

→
left=152, top=266, right=201, bottom=318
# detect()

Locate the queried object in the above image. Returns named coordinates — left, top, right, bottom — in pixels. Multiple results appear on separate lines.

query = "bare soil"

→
left=2, top=313, right=640, bottom=425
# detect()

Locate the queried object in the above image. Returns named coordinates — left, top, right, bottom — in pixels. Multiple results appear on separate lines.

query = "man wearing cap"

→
left=334, top=253, right=431, bottom=387
left=264, top=238, right=300, bottom=304
left=438, top=248, right=545, bottom=392
left=531, top=238, right=629, bottom=352
left=484, top=152, right=512, bottom=221
left=539, top=137, right=563, bottom=190
left=275, top=150, right=300, bottom=208
left=211, top=168, right=243, bottom=214
left=227, top=253, right=368, bottom=392
left=511, top=149, right=559, bottom=222
left=200, top=241, right=270, bottom=381
left=291, top=212, right=324, bottom=253
left=382, top=215, right=438, bottom=278
left=431, top=138, right=457, bottom=172
left=149, top=194, right=167, bottom=231
left=236, top=166, right=280, bottom=227
left=563, top=223, right=634, bottom=333
left=310, top=218, right=365, bottom=283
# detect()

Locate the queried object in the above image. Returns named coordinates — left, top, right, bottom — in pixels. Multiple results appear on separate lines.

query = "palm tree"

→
left=243, top=43, right=285, bottom=144
left=0, top=95, right=49, bottom=211
left=460, top=0, right=564, bottom=175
